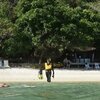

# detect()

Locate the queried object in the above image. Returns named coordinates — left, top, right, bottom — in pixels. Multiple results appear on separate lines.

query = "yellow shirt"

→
left=45, top=63, right=52, bottom=70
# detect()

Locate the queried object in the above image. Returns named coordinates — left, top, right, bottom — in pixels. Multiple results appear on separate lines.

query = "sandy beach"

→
left=0, top=68, right=100, bottom=83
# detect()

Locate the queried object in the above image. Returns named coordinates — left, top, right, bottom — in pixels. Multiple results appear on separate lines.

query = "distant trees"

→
left=0, top=0, right=100, bottom=62
left=0, top=0, right=15, bottom=57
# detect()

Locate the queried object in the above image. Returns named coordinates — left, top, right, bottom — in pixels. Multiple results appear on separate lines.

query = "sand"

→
left=0, top=68, right=100, bottom=83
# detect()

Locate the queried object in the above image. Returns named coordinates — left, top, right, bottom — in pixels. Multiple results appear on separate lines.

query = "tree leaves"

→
left=0, top=0, right=100, bottom=60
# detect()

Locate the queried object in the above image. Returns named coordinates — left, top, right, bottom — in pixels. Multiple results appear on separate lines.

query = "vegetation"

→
left=0, top=0, right=100, bottom=63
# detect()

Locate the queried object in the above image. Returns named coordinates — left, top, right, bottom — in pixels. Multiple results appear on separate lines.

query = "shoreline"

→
left=0, top=68, right=100, bottom=83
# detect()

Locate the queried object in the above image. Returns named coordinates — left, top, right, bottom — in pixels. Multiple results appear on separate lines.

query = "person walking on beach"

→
left=39, top=58, right=54, bottom=82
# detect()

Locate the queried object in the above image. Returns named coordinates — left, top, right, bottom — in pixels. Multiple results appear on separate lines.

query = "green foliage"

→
left=0, top=0, right=100, bottom=60
left=14, top=0, right=100, bottom=58
left=0, top=0, right=16, bottom=57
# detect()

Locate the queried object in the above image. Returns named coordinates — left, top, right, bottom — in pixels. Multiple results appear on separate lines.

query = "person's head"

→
left=47, top=58, right=51, bottom=64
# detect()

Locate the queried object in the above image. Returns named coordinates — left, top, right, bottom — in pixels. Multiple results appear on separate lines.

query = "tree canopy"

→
left=0, top=0, right=100, bottom=62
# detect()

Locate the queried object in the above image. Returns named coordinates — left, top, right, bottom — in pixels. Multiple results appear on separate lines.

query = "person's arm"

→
left=39, top=63, right=45, bottom=74
left=52, top=63, right=55, bottom=78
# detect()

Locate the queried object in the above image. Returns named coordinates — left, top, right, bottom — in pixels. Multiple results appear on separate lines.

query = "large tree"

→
left=13, top=0, right=100, bottom=62
left=0, top=0, right=15, bottom=57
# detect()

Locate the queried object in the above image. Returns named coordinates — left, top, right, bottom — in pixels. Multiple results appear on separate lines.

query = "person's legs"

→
left=46, top=71, right=51, bottom=82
